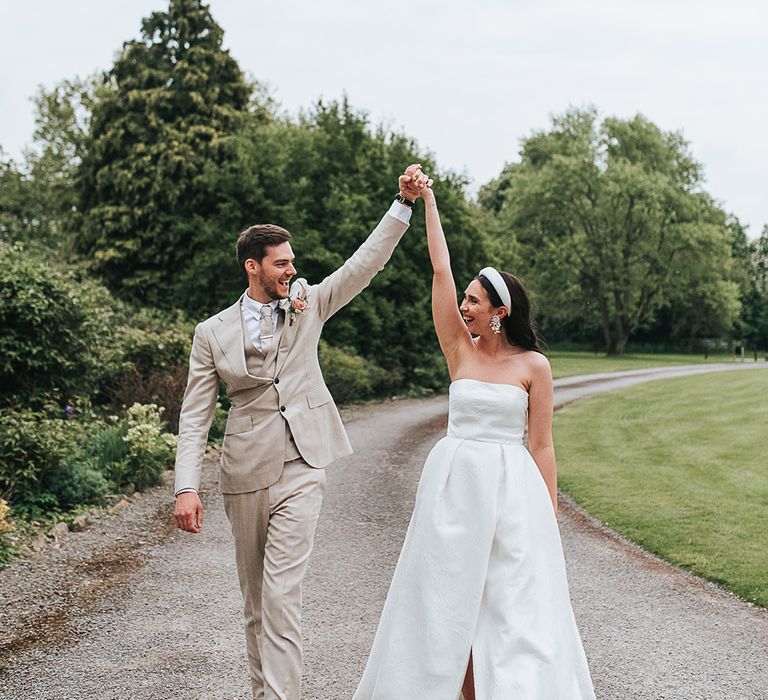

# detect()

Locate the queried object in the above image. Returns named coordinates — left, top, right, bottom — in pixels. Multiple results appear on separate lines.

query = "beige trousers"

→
left=223, top=459, right=327, bottom=700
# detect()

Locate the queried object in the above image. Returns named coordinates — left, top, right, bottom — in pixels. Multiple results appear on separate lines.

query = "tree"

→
left=480, top=109, right=741, bottom=354
left=1, top=78, right=103, bottom=250
left=74, top=0, right=252, bottom=305
left=0, top=152, right=35, bottom=245
left=29, top=77, right=106, bottom=248
left=740, top=226, right=768, bottom=352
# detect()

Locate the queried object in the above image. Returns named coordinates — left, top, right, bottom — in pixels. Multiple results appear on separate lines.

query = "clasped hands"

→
left=399, top=164, right=434, bottom=202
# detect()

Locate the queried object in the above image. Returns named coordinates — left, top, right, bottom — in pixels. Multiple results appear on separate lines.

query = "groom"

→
left=173, top=164, right=429, bottom=699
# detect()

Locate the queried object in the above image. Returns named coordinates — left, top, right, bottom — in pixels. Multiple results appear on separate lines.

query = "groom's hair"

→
left=236, top=224, right=292, bottom=275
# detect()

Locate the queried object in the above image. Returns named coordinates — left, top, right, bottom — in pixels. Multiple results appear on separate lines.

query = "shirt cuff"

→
left=388, top=200, right=413, bottom=225
left=175, top=488, right=199, bottom=497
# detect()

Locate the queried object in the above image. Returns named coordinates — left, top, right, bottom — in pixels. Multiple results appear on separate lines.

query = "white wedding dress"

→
left=353, top=378, right=596, bottom=699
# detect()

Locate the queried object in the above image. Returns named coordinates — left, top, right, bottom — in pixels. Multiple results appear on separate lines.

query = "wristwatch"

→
left=395, top=192, right=415, bottom=208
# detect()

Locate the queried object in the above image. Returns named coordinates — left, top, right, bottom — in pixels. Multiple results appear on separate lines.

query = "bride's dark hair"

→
left=477, top=271, right=544, bottom=353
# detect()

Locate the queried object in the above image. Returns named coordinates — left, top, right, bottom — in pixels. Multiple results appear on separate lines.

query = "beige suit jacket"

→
left=174, top=210, right=409, bottom=494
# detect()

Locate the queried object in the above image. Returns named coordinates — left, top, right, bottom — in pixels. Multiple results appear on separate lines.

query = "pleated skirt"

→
left=353, top=436, right=596, bottom=700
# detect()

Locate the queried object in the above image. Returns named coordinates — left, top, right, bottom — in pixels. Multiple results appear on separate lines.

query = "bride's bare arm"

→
left=422, top=187, right=473, bottom=364
left=527, top=354, right=558, bottom=516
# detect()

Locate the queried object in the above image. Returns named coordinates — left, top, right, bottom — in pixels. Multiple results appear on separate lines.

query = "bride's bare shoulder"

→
left=520, top=350, right=552, bottom=379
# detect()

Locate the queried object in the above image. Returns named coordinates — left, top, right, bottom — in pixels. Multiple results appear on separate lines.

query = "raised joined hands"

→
left=399, top=163, right=434, bottom=201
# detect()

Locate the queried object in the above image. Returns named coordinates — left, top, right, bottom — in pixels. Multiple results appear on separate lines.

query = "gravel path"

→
left=1, top=363, right=767, bottom=699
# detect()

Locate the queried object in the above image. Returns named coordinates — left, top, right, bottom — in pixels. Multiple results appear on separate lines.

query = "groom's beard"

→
left=259, top=271, right=291, bottom=300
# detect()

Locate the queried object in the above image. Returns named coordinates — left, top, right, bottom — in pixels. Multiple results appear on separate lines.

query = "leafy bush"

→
left=0, top=241, right=194, bottom=426
left=0, top=498, right=13, bottom=566
left=112, top=307, right=192, bottom=375
left=0, top=401, right=176, bottom=521
left=84, top=420, right=131, bottom=475
left=319, top=341, right=374, bottom=403
left=0, top=407, right=110, bottom=515
left=110, top=403, right=177, bottom=491
left=318, top=340, right=411, bottom=404
left=0, top=241, right=122, bottom=408
left=0, top=499, right=12, bottom=535
left=102, top=308, right=193, bottom=430
left=46, top=457, right=110, bottom=510
left=0, top=409, right=73, bottom=506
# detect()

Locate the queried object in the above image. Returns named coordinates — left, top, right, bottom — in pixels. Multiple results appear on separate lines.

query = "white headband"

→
left=478, top=267, right=511, bottom=310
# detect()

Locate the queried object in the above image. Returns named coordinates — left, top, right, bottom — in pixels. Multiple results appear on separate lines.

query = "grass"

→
left=553, top=369, right=768, bottom=606
left=547, top=350, right=740, bottom=379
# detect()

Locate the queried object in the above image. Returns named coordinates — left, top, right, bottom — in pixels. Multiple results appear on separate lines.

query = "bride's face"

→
left=460, top=279, right=497, bottom=335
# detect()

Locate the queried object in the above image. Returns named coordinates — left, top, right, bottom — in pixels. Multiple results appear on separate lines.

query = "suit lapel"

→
left=211, top=294, right=250, bottom=378
left=276, top=297, right=298, bottom=375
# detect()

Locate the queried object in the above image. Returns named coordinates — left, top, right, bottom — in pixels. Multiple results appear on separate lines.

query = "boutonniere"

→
left=287, top=283, right=310, bottom=326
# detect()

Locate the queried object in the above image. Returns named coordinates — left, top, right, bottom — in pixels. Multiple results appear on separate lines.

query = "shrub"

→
left=109, top=364, right=190, bottom=432
left=0, top=409, right=73, bottom=506
left=111, top=403, right=177, bottom=491
left=0, top=408, right=112, bottom=515
left=0, top=400, right=177, bottom=519
left=0, top=499, right=12, bottom=536
left=0, top=498, right=13, bottom=567
left=319, top=340, right=373, bottom=403
left=0, top=241, right=121, bottom=408
left=100, top=308, right=194, bottom=430
left=0, top=241, right=194, bottom=425
left=318, top=340, right=406, bottom=404
left=46, top=456, right=110, bottom=509
left=113, top=308, right=192, bottom=374
left=85, top=420, right=131, bottom=476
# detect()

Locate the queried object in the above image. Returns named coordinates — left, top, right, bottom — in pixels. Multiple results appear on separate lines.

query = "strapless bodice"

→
left=447, top=378, right=528, bottom=444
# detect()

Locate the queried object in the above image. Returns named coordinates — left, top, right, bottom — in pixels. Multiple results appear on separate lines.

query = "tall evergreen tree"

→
left=75, top=0, right=251, bottom=305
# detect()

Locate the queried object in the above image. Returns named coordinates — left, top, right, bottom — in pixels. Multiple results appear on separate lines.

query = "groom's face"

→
left=254, top=242, right=296, bottom=299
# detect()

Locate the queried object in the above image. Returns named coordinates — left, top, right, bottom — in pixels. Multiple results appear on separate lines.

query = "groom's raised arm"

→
left=313, top=166, right=423, bottom=321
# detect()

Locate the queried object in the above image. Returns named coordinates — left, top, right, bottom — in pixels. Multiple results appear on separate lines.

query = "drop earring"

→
left=490, top=314, right=501, bottom=334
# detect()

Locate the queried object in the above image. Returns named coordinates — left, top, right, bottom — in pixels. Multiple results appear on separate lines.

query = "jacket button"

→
left=280, top=405, right=286, bottom=412
left=274, top=378, right=280, bottom=384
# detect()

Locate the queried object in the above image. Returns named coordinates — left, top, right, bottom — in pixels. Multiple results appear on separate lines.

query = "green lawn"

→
left=553, top=369, right=768, bottom=606
left=548, top=350, right=737, bottom=379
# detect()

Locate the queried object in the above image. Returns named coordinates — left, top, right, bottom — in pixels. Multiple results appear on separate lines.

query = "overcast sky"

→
left=2, top=0, right=766, bottom=237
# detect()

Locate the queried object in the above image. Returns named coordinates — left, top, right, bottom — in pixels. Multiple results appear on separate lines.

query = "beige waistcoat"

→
left=241, top=310, right=300, bottom=462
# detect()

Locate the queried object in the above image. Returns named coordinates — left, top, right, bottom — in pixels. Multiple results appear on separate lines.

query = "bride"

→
left=353, top=172, right=596, bottom=699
